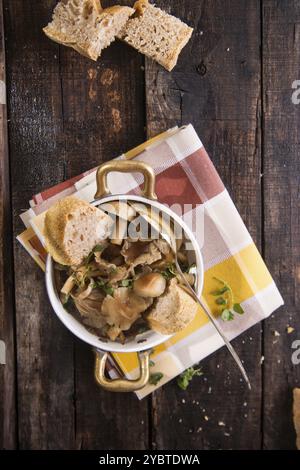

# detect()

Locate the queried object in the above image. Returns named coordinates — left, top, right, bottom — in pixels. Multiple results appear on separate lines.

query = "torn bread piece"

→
left=147, top=279, right=198, bottom=334
left=294, top=388, right=300, bottom=450
left=43, top=0, right=134, bottom=61
left=118, top=0, right=193, bottom=71
left=44, top=196, right=113, bottom=265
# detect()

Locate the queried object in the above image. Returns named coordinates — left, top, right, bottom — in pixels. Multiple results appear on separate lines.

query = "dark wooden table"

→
left=0, top=0, right=299, bottom=450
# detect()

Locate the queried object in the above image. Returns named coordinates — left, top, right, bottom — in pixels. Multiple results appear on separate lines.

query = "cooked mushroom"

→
left=93, top=248, right=130, bottom=283
left=101, top=287, right=153, bottom=332
left=94, top=252, right=117, bottom=276
left=153, top=239, right=171, bottom=255
left=151, top=250, right=174, bottom=269
left=121, top=240, right=162, bottom=269
left=177, top=250, right=188, bottom=264
left=176, top=272, right=195, bottom=286
left=74, top=288, right=106, bottom=330
left=73, top=265, right=91, bottom=286
left=61, top=275, right=76, bottom=295
left=109, top=265, right=130, bottom=283
left=107, top=325, right=123, bottom=342
left=133, top=272, right=166, bottom=298
left=72, top=279, right=94, bottom=300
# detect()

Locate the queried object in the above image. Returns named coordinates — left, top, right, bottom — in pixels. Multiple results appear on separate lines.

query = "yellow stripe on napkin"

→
left=17, top=227, right=47, bottom=271
left=203, top=243, right=273, bottom=306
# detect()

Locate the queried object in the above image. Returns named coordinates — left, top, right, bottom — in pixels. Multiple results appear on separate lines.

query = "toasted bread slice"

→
left=43, top=0, right=134, bottom=61
left=147, top=279, right=198, bottom=334
left=294, top=388, right=300, bottom=449
left=118, top=0, right=193, bottom=71
left=44, top=196, right=112, bottom=266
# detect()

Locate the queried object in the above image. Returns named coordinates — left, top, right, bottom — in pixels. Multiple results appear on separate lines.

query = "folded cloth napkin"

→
left=17, top=124, right=284, bottom=399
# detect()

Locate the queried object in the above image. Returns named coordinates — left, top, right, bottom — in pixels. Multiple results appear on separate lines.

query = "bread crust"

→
left=44, top=196, right=112, bottom=265
left=119, top=0, right=193, bottom=71
left=294, top=388, right=300, bottom=450
left=147, top=279, right=198, bottom=334
left=133, top=0, right=149, bottom=15
left=43, top=2, right=134, bottom=61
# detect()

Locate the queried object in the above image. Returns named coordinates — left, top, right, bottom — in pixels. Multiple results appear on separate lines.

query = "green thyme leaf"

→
left=233, top=303, right=244, bottom=314
left=211, top=286, right=229, bottom=296
left=85, top=244, right=104, bottom=265
left=149, top=360, right=155, bottom=367
left=103, top=284, right=114, bottom=296
left=221, top=309, right=234, bottom=321
left=95, top=279, right=114, bottom=296
left=93, top=244, right=104, bottom=253
left=211, top=277, right=245, bottom=322
left=149, top=372, right=163, bottom=386
left=161, top=263, right=177, bottom=280
left=177, top=366, right=203, bottom=391
left=216, top=296, right=227, bottom=305
left=119, top=279, right=133, bottom=288
left=85, top=252, right=94, bottom=265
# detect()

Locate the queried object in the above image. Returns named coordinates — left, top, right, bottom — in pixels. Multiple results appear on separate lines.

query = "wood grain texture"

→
left=57, top=0, right=149, bottom=449
left=146, top=0, right=263, bottom=450
left=262, top=0, right=300, bottom=450
left=5, top=0, right=149, bottom=450
left=5, top=0, right=75, bottom=449
left=0, top=0, right=17, bottom=450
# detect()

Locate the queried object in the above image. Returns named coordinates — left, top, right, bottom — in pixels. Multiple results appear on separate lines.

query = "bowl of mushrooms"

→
left=45, top=160, right=204, bottom=392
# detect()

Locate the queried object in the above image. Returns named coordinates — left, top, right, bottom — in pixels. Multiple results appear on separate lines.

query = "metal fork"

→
left=160, top=230, right=252, bottom=390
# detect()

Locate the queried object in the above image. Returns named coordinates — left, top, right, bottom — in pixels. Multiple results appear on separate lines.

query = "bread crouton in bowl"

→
left=45, top=160, right=204, bottom=392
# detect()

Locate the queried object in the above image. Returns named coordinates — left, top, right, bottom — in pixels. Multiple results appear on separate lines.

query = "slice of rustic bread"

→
left=118, top=0, right=193, bottom=71
left=294, top=388, right=300, bottom=450
left=43, top=0, right=134, bottom=61
left=147, top=279, right=198, bottom=334
left=44, top=196, right=112, bottom=266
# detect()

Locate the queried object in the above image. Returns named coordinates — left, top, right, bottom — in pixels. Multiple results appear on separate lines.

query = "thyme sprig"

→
left=211, top=277, right=244, bottom=322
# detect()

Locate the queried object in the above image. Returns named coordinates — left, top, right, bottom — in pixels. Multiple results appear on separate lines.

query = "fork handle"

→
left=175, top=260, right=251, bottom=390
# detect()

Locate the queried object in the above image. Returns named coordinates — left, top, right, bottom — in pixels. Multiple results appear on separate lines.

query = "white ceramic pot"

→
left=45, top=161, right=204, bottom=392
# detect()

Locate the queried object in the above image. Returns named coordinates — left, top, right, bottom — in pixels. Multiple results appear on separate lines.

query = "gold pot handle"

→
left=95, top=160, right=157, bottom=200
left=94, top=349, right=151, bottom=392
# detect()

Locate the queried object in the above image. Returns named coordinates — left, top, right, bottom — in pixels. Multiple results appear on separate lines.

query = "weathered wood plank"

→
left=262, top=0, right=300, bottom=450
left=57, top=0, right=149, bottom=447
left=4, top=0, right=149, bottom=449
left=5, top=0, right=75, bottom=449
left=146, top=0, right=262, bottom=449
left=0, top=0, right=17, bottom=450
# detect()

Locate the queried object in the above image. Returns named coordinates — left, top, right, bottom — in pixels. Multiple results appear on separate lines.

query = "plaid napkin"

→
left=17, top=124, right=284, bottom=399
